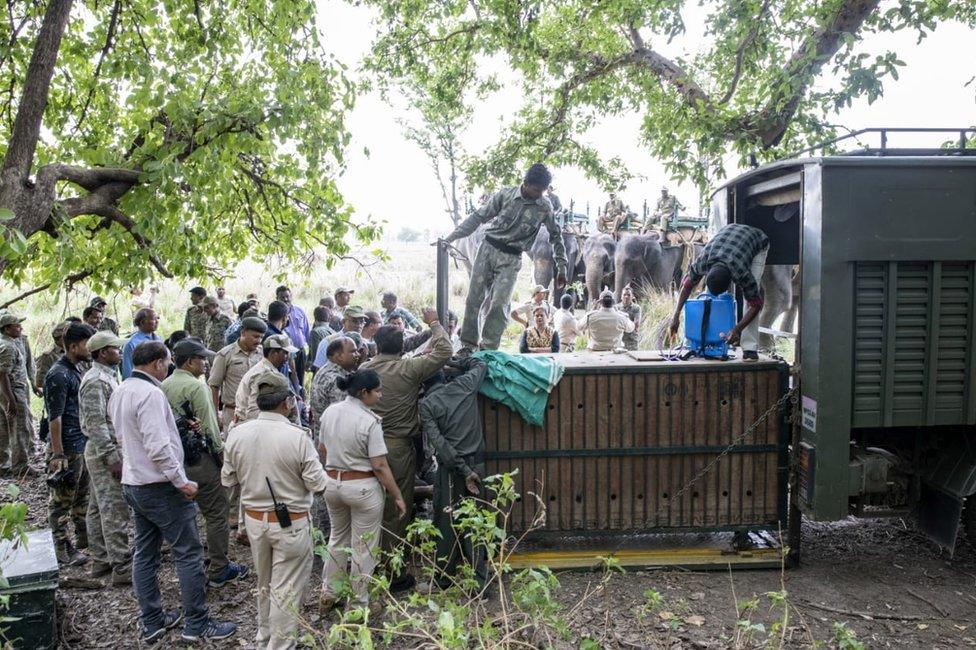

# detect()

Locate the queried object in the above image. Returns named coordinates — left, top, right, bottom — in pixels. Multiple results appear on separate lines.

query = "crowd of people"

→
left=0, top=163, right=769, bottom=649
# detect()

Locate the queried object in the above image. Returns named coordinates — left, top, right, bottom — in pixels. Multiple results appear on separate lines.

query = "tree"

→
left=0, top=0, right=372, bottom=303
left=396, top=226, right=421, bottom=242
left=360, top=0, right=975, bottom=193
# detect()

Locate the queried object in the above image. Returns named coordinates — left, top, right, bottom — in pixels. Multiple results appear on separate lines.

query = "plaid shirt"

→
left=688, top=224, right=769, bottom=302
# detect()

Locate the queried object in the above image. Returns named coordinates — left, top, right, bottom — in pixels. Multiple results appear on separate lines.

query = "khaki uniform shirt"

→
left=360, top=324, right=453, bottom=439
left=512, top=300, right=553, bottom=323
left=222, top=412, right=327, bottom=512
left=581, top=307, right=636, bottom=351
left=233, top=357, right=283, bottom=423
left=79, top=361, right=121, bottom=464
left=204, top=313, right=232, bottom=351
left=208, top=341, right=263, bottom=408
left=162, top=369, right=222, bottom=451
left=318, top=396, right=387, bottom=473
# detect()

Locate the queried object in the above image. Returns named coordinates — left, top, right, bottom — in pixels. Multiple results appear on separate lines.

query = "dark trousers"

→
left=184, top=454, right=229, bottom=579
left=433, top=463, right=489, bottom=589
left=48, top=451, right=89, bottom=547
left=123, top=483, right=208, bottom=635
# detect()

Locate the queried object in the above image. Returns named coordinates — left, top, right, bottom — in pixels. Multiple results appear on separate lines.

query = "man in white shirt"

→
left=552, top=294, right=580, bottom=352
left=581, top=288, right=635, bottom=351
left=108, top=341, right=237, bottom=644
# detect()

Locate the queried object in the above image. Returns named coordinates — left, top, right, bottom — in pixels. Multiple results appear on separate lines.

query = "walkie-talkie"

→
left=266, top=477, right=292, bottom=528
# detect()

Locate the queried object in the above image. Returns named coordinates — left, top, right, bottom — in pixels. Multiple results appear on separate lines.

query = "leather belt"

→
left=326, top=469, right=375, bottom=481
left=245, top=509, right=308, bottom=523
left=485, top=237, right=522, bottom=257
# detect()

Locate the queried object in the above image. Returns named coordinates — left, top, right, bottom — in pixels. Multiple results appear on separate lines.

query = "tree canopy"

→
left=0, top=0, right=371, bottom=301
left=362, top=0, right=975, bottom=193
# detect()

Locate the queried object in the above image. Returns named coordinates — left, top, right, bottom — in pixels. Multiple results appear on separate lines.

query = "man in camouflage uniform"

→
left=443, top=163, right=567, bottom=352
left=202, top=296, right=232, bottom=352
left=89, top=297, right=119, bottom=335
left=183, top=287, right=210, bottom=340
left=234, top=334, right=299, bottom=425
left=45, top=322, right=98, bottom=566
left=80, top=331, right=132, bottom=584
left=616, top=285, right=642, bottom=351
left=0, top=312, right=35, bottom=476
left=309, top=336, right=359, bottom=426
left=35, top=321, right=69, bottom=443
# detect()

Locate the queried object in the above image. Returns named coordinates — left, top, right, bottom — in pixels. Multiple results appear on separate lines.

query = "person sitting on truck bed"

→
left=668, top=223, right=769, bottom=361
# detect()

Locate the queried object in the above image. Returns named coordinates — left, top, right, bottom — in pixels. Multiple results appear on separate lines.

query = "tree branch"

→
left=0, top=269, right=92, bottom=309
left=717, top=0, right=773, bottom=105
left=72, top=0, right=121, bottom=133
left=748, top=0, right=882, bottom=146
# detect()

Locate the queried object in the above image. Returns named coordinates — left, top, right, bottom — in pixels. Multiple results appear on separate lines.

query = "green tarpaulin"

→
left=472, top=350, right=564, bottom=427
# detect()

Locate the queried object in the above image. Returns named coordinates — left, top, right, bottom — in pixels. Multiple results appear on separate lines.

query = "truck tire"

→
left=964, top=497, right=976, bottom=545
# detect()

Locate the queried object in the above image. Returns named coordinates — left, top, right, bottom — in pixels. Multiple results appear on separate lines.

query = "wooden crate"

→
left=481, top=353, right=790, bottom=534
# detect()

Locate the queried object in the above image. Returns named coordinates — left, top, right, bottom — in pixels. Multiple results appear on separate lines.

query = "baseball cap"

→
left=172, top=338, right=216, bottom=359
left=89, top=296, right=107, bottom=308
left=533, top=284, right=549, bottom=294
left=334, top=287, right=355, bottom=295
left=87, top=331, right=127, bottom=352
left=0, top=312, right=26, bottom=328
left=241, top=316, right=267, bottom=334
left=52, top=321, right=71, bottom=339
left=189, top=287, right=207, bottom=297
left=256, top=372, right=291, bottom=397
left=263, top=334, right=298, bottom=354
left=201, top=296, right=219, bottom=307
left=599, top=287, right=615, bottom=301
left=343, top=305, right=367, bottom=320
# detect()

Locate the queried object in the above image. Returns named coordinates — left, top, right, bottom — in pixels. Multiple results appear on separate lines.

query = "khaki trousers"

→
left=221, top=406, right=243, bottom=527
left=245, top=513, right=313, bottom=650
left=322, top=477, right=384, bottom=605
left=381, top=437, right=415, bottom=561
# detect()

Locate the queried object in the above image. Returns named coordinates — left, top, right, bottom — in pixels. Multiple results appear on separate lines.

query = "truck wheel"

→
left=964, top=497, right=976, bottom=545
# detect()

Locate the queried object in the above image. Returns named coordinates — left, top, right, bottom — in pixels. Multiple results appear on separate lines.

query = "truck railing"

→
left=782, top=127, right=976, bottom=160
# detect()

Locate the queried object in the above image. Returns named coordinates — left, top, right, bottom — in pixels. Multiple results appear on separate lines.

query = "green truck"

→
left=711, top=128, right=976, bottom=549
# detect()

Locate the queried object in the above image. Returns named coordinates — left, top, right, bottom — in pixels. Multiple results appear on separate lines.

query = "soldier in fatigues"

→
left=648, top=186, right=684, bottom=239
left=184, top=287, right=210, bottom=340
left=35, top=321, right=70, bottom=443
left=420, top=357, right=490, bottom=590
left=616, top=286, right=642, bottom=351
left=80, top=331, right=132, bottom=584
left=0, top=312, right=35, bottom=476
left=89, top=297, right=120, bottom=336
left=443, top=163, right=567, bottom=352
left=202, top=296, right=232, bottom=352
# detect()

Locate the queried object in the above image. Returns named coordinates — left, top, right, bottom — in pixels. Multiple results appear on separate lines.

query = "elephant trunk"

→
left=585, top=257, right=604, bottom=309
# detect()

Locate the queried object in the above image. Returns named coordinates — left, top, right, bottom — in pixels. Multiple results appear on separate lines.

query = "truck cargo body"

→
left=481, top=353, right=791, bottom=540
left=711, top=155, right=976, bottom=547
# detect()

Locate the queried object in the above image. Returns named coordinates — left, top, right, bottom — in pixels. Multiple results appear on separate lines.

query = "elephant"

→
left=529, top=228, right=581, bottom=304
left=613, top=234, right=685, bottom=299
left=582, top=233, right=616, bottom=307
left=758, top=264, right=799, bottom=349
left=450, top=224, right=487, bottom=276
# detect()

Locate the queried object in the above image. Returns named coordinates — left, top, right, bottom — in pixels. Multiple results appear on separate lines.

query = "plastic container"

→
left=684, top=291, right=736, bottom=359
left=0, top=528, right=59, bottom=649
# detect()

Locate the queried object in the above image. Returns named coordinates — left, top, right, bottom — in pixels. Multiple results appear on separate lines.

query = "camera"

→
left=174, top=400, right=210, bottom=466
left=46, top=466, right=76, bottom=489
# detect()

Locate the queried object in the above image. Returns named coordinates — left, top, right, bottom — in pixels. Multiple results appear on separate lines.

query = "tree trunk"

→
left=0, top=0, right=74, bottom=276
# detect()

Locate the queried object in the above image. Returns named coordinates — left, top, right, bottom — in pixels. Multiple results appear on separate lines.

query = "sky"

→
left=315, top=2, right=976, bottom=238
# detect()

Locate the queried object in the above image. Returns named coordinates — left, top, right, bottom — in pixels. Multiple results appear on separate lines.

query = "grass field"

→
left=2, top=242, right=687, bottom=356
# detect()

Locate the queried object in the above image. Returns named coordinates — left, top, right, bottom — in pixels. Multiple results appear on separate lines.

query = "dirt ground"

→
left=4, top=461, right=975, bottom=649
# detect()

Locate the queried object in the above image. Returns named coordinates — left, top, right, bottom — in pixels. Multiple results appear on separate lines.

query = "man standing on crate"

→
left=440, top=163, right=567, bottom=353
left=668, top=223, right=769, bottom=361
